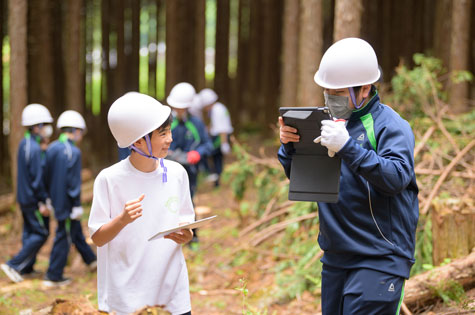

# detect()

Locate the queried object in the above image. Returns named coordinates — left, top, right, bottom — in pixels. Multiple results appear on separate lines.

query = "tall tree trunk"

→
left=27, top=0, right=55, bottom=111
left=246, top=0, right=262, bottom=122
left=65, top=0, right=84, bottom=112
left=261, top=0, right=283, bottom=128
left=333, top=0, right=363, bottom=41
left=448, top=0, right=472, bottom=113
left=215, top=0, right=230, bottom=103
left=165, top=0, right=205, bottom=94
left=52, top=0, right=65, bottom=116
left=0, top=0, right=5, bottom=180
left=297, top=0, right=323, bottom=107
left=116, top=0, right=126, bottom=97
left=148, top=0, right=158, bottom=97
left=8, top=0, right=28, bottom=199
left=433, top=0, right=452, bottom=75
left=280, top=0, right=300, bottom=107
left=125, top=0, right=140, bottom=92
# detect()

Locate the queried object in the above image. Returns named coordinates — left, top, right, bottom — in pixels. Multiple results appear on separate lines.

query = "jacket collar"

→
left=349, top=88, right=380, bottom=122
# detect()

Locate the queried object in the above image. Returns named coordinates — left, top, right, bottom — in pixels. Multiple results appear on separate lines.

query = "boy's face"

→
left=150, top=126, right=173, bottom=158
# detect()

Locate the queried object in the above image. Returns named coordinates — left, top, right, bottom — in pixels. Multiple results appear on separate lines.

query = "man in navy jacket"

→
left=278, top=38, right=418, bottom=315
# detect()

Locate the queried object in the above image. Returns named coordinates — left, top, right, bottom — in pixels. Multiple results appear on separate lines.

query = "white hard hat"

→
left=57, top=110, right=87, bottom=131
left=166, top=82, right=196, bottom=109
left=198, top=88, right=218, bottom=107
left=108, top=92, right=171, bottom=148
left=21, top=104, right=53, bottom=126
left=314, top=37, right=380, bottom=89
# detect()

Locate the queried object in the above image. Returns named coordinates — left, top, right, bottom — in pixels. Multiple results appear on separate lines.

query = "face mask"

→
left=41, top=125, right=53, bottom=138
left=324, top=93, right=353, bottom=119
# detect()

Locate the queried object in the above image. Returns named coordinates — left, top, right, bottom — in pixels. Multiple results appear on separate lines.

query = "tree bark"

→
left=0, top=0, right=5, bottom=180
left=333, top=0, right=363, bottom=41
left=404, top=249, right=475, bottom=308
left=215, top=0, right=230, bottom=103
left=27, top=0, right=55, bottom=112
left=433, top=0, right=452, bottom=74
left=280, top=0, right=299, bottom=107
left=125, top=0, right=140, bottom=92
left=65, top=0, right=84, bottom=112
left=51, top=0, right=66, bottom=116
left=448, top=0, right=472, bottom=113
left=297, top=0, right=323, bottom=107
left=147, top=0, right=158, bottom=98
left=115, top=0, right=126, bottom=97
left=8, top=0, right=28, bottom=199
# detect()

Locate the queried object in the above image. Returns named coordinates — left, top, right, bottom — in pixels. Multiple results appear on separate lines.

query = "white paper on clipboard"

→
left=148, top=215, right=218, bottom=241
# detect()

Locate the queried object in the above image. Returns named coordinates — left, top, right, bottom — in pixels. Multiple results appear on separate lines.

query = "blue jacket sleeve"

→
left=68, top=149, right=82, bottom=207
left=29, top=145, right=48, bottom=203
left=338, top=121, right=415, bottom=196
left=195, top=121, right=214, bottom=157
left=277, top=143, right=295, bottom=179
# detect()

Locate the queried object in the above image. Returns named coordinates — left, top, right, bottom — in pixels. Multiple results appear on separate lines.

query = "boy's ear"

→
left=133, top=137, right=145, bottom=148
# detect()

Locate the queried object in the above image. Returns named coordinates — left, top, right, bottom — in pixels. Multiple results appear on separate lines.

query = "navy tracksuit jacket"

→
left=278, top=92, right=419, bottom=279
left=44, top=134, right=96, bottom=280
left=7, top=132, right=49, bottom=274
left=170, top=114, right=213, bottom=197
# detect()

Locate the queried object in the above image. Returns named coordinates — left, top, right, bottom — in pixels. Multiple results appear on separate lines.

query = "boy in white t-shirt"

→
left=88, top=92, right=195, bottom=315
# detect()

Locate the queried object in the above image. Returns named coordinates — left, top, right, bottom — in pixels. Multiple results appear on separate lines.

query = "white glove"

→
left=46, top=198, right=54, bottom=212
left=313, top=136, right=336, bottom=157
left=220, top=142, right=231, bottom=155
left=319, top=120, right=349, bottom=157
left=70, top=206, right=84, bottom=220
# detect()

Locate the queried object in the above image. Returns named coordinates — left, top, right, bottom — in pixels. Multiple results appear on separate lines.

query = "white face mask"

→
left=41, top=125, right=53, bottom=138
left=324, top=93, right=353, bottom=119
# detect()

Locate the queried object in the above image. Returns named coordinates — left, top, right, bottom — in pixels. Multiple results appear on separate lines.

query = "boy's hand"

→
left=279, top=116, right=300, bottom=144
left=165, top=223, right=193, bottom=244
left=120, top=194, right=144, bottom=224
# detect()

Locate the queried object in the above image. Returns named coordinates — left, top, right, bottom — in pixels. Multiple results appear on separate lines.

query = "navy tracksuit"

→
left=169, top=115, right=213, bottom=198
left=278, top=90, right=418, bottom=314
left=7, top=132, right=50, bottom=274
left=44, top=134, right=96, bottom=281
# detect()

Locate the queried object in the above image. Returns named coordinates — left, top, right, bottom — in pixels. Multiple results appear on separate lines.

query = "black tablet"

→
left=279, top=107, right=341, bottom=203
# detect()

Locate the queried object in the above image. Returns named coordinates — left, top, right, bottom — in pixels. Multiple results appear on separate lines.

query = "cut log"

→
left=404, top=248, right=475, bottom=308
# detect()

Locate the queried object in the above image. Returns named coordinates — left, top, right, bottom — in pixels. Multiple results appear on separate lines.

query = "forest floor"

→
left=0, top=176, right=474, bottom=314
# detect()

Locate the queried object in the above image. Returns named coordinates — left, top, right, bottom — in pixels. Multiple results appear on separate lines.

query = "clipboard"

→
left=279, top=107, right=341, bottom=203
left=148, top=215, right=218, bottom=241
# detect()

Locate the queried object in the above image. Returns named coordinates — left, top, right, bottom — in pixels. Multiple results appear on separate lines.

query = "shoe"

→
left=205, top=173, right=219, bottom=183
left=21, top=269, right=42, bottom=279
left=87, top=260, right=97, bottom=272
left=1, top=264, right=24, bottom=283
left=42, top=276, right=71, bottom=287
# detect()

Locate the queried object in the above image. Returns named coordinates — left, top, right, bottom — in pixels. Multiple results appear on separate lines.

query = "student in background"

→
left=197, top=88, right=233, bottom=187
left=43, top=110, right=97, bottom=287
left=1, top=104, right=54, bottom=283
left=166, top=82, right=213, bottom=198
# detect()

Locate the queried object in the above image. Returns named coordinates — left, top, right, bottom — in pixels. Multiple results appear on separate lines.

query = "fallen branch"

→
left=239, top=201, right=294, bottom=237
left=415, top=168, right=475, bottom=179
left=404, top=248, right=475, bottom=307
left=250, top=212, right=318, bottom=246
left=421, top=139, right=475, bottom=215
left=414, top=125, right=436, bottom=159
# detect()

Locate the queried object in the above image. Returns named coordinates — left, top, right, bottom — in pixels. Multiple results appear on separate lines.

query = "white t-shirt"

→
left=88, top=157, right=195, bottom=315
left=209, top=102, right=233, bottom=136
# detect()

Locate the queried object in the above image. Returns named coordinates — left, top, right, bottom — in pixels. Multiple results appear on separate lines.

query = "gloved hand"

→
left=187, top=150, right=201, bottom=165
left=38, top=201, right=50, bottom=217
left=220, top=142, right=231, bottom=155
left=70, top=206, right=84, bottom=220
left=46, top=198, right=54, bottom=212
left=316, top=120, right=349, bottom=157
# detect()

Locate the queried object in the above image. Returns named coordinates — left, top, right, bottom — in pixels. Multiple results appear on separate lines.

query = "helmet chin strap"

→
left=129, top=134, right=167, bottom=183
left=348, top=87, right=366, bottom=109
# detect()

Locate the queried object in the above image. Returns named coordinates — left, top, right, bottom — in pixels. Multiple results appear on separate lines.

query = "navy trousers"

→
left=321, top=264, right=405, bottom=315
left=8, top=205, right=49, bottom=274
left=47, top=219, right=96, bottom=280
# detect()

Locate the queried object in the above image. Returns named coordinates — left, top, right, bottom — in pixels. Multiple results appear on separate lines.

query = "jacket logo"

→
left=357, top=133, right=365, bottom=141
left=388, top=283, right=395, bottom=292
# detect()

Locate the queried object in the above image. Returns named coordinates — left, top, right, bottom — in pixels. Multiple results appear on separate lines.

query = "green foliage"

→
left=235, top=278, right=273, bottom=315
left=431, top=279, right=468, bottom=306
left=389, top=53, right=473, bottom=117
left=411, top=213, right=433, bottom=276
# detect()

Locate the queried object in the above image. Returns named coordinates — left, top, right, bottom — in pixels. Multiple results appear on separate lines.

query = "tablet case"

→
left=279, top=107, right=341, bottom=203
